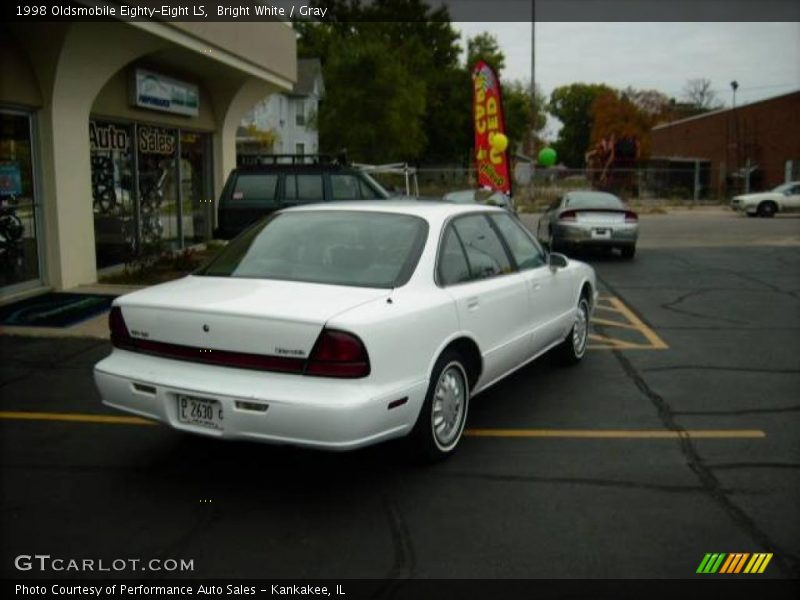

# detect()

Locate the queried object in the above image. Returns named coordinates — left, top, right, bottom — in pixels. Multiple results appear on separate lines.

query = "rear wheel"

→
left=620, top=245, right=636, bottom=259
left=757, top=201, right=777, bottom=218
left=410, top=351, right=470, bottom=462
left=557, top=296, right=590, bottom=365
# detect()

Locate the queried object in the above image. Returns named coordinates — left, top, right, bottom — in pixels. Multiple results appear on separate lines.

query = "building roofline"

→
left=653, top=89, right=800, bottom=131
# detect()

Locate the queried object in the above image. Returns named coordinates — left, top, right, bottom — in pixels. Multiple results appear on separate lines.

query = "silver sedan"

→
left=536, top=191, right=639, bottom=259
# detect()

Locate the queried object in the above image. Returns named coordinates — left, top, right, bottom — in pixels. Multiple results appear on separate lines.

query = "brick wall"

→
left=651, top=92, right=800, bottom=197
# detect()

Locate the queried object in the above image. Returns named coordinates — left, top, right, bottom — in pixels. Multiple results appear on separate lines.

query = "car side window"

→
left=285, top=174, right=324, bottom=203
left=231, top=173, right=279, bottom=205
left=452, top=214, right=513, bottom=280
left=437, top=225, right=471, bottom=286
left=490, top=213, right=546, bottom=270
left=330, top=174, right=362, bottom=200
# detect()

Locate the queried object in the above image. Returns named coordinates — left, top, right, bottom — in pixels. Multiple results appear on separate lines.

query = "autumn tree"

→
left=589, top=87, right=675, bottom=158
left=548, top=83, right=613, bottom=167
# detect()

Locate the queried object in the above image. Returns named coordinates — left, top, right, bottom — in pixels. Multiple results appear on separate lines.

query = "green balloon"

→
left=538, top=147, right=557, bottom=167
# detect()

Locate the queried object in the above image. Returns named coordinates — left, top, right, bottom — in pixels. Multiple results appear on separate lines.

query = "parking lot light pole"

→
left=730, top=81, right=740, bottom=192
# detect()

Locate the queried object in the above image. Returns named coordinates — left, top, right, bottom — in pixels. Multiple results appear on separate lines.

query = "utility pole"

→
left=730, top=80, right=739, bottom=193
left=530, top=4, right=536, bottom=202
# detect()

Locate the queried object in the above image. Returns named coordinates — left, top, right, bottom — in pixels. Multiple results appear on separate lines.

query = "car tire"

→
left=620, top=245, right=636, bottom=259
left=557, top=296, right=590, bottom=365
left=409, top=351, right=470, bottom=462
left=757, top=201, right=777, bottom=218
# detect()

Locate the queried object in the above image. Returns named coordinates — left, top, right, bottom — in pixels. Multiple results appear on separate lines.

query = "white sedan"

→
left=730, top=181, right=800, bottom=217
left=94, top=201, right=597, bottom=460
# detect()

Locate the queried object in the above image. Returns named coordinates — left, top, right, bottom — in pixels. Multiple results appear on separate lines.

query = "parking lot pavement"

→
left=1, top=211, right=798, bottom=580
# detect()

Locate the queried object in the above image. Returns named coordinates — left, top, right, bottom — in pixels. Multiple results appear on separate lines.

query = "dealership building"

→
left=0, top=19, right=296, bottom=298
left=650, top=91, right=800, bottom=199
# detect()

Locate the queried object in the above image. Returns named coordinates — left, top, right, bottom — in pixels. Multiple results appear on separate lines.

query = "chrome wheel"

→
left=573, top=299, right=589, bottom=358
left=431, top=363, right=467, bottom=450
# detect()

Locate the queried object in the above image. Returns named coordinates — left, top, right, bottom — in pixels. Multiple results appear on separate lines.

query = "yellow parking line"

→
left=464, top=429, right=766, bottom=439
left=0, top=411, right=156, bottom=426
left=587, top=333, right=653, bottom=350
left=0, top=412, right=765, bottom=440
left=589, top=296, right=669, bottom=351
left=591, top=317, right=642, bottom=331
left=594, top=304, right=625, bottom=314
left=605, top=296, right=668, bottom=350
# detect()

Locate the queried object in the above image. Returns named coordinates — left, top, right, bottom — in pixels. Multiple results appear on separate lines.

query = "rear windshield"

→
left=230, top=173, right=279, bottom=205
left=197, top=211, right=428, bottom=288
left=565, top=193, right=625, bottom=210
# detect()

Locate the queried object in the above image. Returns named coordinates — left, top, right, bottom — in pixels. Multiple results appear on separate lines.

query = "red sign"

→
left=472, top=61, right=511, bottom=195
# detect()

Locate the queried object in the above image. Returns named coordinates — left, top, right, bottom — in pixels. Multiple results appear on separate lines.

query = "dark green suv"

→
left=215, top=156, right=391, bottom=239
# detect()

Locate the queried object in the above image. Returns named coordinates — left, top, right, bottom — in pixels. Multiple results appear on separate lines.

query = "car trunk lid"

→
left=116, top=275, right=388, bottom=360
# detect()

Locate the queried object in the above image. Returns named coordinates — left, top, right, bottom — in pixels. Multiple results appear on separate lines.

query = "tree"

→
left=502, top=81, right=547, bottom=156
left=548, top=83, right=613, bottom=167
left=294, top=0, right=471, bottom=164
left=466, top=32, right=506, bottom=76
left=317, top=39, right=427, bottom=162
left=682, top=78, right=723, bottom=111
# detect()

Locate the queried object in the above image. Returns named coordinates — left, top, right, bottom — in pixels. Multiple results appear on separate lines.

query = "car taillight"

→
left=109, top=306, right=134, bottom=350
left=305, top=329, right=370, bottom=378
left=559, top=210, right=577, bottom=221
left=624, top=210, right=638, bottom=223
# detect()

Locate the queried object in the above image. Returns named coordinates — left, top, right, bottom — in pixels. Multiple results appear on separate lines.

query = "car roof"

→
left=234, top=164, right=357, bottom=172
left=564, top=190, right=622, bottom=202
left=281, top=199, right=506, bottom=219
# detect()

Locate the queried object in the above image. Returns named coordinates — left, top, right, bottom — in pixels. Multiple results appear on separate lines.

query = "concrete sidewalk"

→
left=0, top=284, right=142, bottom=340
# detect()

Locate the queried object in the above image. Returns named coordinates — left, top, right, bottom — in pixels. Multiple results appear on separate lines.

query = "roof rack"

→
left=237, top=152, right=349, bottom=167
left=352, top=162, right=419, bottom=197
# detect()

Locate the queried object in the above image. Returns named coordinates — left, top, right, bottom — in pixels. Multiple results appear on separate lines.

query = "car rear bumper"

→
left=94, top=349, right=427, bottom=451
left=553, top=223, right=638, bottom=246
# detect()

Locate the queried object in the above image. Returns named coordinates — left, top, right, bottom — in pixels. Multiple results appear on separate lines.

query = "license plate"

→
left=177, top=395, right=223, bottom=430
left=592, top=228, right=611, bottom=239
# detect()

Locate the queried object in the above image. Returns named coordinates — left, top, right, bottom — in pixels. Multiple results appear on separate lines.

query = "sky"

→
left=454, top=22, right=800, bottom=135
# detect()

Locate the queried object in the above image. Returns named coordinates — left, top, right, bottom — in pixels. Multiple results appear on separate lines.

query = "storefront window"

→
left=180, top=131, right=213, bottom=244
left=137, top=125, right=179, bottom=253
left=90, top=120, right=212, bottom=269
left=1, top=111, right=40, bottom=290
left=90, top=120, right=135, bottom=269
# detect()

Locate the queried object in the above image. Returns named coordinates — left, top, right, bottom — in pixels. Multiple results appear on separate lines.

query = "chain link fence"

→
left=387, top=164, right=725, bottom=211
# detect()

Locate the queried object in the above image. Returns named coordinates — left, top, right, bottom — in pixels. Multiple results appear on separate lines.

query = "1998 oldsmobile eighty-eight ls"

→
left=95, top=201, right=597, bottom=460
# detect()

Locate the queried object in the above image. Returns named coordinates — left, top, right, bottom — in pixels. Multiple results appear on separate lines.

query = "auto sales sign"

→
left=472, top=61, right=511, bottom=195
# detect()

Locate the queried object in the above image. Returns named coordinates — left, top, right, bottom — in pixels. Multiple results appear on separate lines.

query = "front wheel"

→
left=557, top=297, right=590, bottom=365
left=409, top=351, right=470, bottom=462
left=757, top=201, right=777, bottom=218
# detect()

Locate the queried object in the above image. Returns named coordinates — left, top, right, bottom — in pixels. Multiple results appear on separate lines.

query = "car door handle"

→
left=466, top=297, right=479, bottom=310
left=532, top=283, right=542, bottom=292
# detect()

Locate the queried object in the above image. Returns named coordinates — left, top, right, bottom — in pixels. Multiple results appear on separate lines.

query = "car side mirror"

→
left=548, top=252, right=568, bottom=271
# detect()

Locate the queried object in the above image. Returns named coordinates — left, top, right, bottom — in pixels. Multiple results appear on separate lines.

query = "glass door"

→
left=0, top=111, right=41, bottom=292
